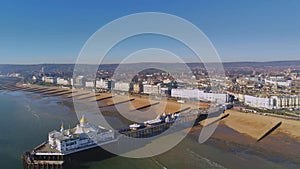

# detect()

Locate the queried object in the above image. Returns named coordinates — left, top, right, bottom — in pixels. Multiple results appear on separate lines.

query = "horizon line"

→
left=1, top=59, right=300, bottom=66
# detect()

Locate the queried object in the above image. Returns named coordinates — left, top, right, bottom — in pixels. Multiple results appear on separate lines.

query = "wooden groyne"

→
left=99, top=99, right=135, bottom=108
left=203, top=113, right=229, bottom=127
left=257, top=121, right=282, bottom=142
left=38, top=89, right=69, bottom=95
left=77, top=94, right=101, bottom=100
left=65, top=92, right=91, bottom=98
left=50, top=91, right=73, bottom=97
left=21, top=87, right=56, bottom=93
left=1, top=86, right=20, bottom=91
left=174, top=107, right=191, bottom=114
left=131, top=102, right=160, bottom=111
left=93, top=96, right=113, bottom=102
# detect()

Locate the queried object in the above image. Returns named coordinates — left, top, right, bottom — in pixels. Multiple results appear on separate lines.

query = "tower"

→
left=60, top=122, right=64, bottom=132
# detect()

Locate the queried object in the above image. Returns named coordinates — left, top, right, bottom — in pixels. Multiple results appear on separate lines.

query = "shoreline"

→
left=3, top=80, right=300, bottom=143
left=3, top=81, right=300, bottom=142
left=1, top=87, right=300, bottom=168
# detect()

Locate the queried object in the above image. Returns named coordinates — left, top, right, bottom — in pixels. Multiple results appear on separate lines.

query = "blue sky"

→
left=0, top=0, right=299, bottom=64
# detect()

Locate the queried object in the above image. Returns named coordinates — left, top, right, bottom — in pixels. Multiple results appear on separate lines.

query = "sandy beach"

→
left=223, top=109, right=300, bottom=142
left=10, top=82, right=300, bottom=143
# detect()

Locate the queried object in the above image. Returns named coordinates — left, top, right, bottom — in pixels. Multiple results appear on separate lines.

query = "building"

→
left=271, top=95, right=300, bottom=109
left=242, top=94, right=300, bottom=109
left=96, top=79, right=108, bottom=89
left=32, top=76, right=37, bottom=82
left=70, top=78, right=74, bottom=86
left=133, top=84, right=142, bottom=93
left=107, top=80, right=115, bottom=90
left=143, top=84, right=160, bottom=94
left=265, top=79, right=288, bottom=86
left=42, top=76, right=56, bottom=84
left=114, top=82, right=130, bottom=92
left=57, top=77, right=70, bottom=86
left=85, top=81, right=95, bottom=88
left=160, top=87, right=169, bottom=95
left=48, top=115, right=114, bottom=153
left=171, top=88, right=228, bottom=103
left=200, top=92, right=229, bottom=103
left=163, top=79, right=171, bottom=84
left=171, top=89, right=199, bottom=99
left=244, top=95, right=273, bottom=109
left=75, top=76, right=85, bottom=86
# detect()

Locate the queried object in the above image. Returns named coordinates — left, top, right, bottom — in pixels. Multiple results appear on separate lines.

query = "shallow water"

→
left=0, top=90, right=78, bottom=169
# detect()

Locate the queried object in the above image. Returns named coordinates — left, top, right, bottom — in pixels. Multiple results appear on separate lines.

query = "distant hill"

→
left=222, top=60, right=300, bottom=68
left=0, top=61, right=299, bottom=75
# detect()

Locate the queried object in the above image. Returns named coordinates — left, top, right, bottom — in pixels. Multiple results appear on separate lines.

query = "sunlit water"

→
left=0, top=90, right=78, bottom=169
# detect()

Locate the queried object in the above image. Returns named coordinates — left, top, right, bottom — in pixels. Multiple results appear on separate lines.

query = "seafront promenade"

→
left=1, top=77, right=299, bottom=142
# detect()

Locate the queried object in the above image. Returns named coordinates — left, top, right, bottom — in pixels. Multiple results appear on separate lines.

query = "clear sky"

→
left=0, top=0, right=299, bottom=64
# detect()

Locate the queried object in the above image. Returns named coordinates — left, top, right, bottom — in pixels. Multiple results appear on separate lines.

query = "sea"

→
left=0, top=89, right=299, bottom=169
left=0, top=90, right=77, bottom=169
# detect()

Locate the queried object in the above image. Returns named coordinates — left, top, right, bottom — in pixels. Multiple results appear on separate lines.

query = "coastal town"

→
left=3, top=62, right=300, bottom=118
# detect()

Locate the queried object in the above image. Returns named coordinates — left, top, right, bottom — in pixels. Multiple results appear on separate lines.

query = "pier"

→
left=22, top=107, right=224, bottom=169
left=23, top=152, right=64, bottom=169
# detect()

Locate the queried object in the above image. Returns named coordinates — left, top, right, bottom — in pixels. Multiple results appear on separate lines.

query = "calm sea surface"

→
left=0, top=89, right=298, bottom=169
left=0, top=90, right=77, bottom=169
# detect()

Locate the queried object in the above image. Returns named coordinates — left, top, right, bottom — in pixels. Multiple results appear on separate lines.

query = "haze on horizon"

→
left=0, top=0, right=300, bottom=64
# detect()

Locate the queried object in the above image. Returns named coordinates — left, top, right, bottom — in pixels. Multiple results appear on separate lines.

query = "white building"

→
left=114, top=82, right=130, bottom=92
left=265, top=78, right=292, bottom=87
left=171, top=89, right=199, bottom=99
left=271, top=95, right=300, bottom=109
left=244, top=95, right=273, bottom=109
left=85, top=81, right=95, bottom=88
left=143, top=84, right=160, bottom=94
left=75, top=76, right=85, bottom=86
left=42, top=76, right=56, bottom=84
left=70, top=78, right=74, bottom=86
left=57, top=77, right=70, bottom=86
left=200, top=92, right=228, bottom=103
left=96, top=79, right=108, bottom=89
left=48, top=115, right=114, bottom=153
left=163, top=79, right=171, bottom=84
left=242, top=94, right=300, bottom=109
left=32, top=76, right=37, bottom=82
left=171, top=88, right=228, bottom=103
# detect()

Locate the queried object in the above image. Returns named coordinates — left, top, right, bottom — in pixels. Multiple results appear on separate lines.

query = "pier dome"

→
left=80, top=115, right=87, bottom=125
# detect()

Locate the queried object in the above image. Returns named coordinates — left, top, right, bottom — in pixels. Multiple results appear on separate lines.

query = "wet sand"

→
left=189, top=124, right=300, bottom=168
left=5, top=81, right=300, bottom=142
left=7, top=82, right=300, bottom=142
